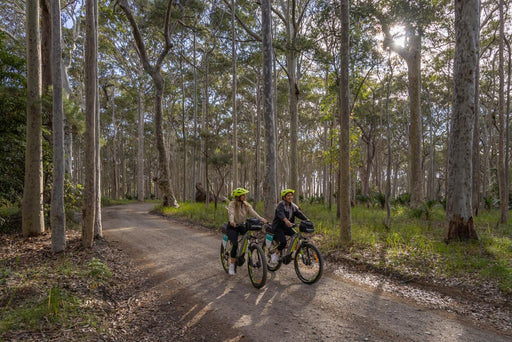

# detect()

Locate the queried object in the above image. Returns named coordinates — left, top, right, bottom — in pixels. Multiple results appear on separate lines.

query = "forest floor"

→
left=1, top=203, right=511, bottom=341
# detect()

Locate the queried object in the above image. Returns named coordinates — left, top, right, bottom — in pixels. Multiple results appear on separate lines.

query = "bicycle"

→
left=220, top=218, right=268, bottom=289
left=263, top=220, right=323, bottom=284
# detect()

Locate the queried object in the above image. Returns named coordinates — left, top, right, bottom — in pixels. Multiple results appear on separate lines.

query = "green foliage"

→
left=0, top=205, right=22, bottom=233
left=0, top=32, right=27, bottom=204
left=87, top=258, right=112, bottom=282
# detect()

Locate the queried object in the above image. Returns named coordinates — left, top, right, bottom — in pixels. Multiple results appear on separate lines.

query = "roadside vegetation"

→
left=158, top=200, right=512, bottom=295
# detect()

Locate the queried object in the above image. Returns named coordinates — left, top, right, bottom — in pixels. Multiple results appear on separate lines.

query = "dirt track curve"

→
left=102, top=203, right=511, bottom=342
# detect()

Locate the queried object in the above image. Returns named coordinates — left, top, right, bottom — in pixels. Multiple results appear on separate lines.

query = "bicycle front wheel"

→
left=247, top=243, right=267, bottom=289
left=294, top=243, right=323, bottom=284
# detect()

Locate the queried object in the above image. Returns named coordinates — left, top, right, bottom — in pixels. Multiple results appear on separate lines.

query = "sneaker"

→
left=228, top=263, right=235, bottom=275
left=271, top=252, right=279, bottom=264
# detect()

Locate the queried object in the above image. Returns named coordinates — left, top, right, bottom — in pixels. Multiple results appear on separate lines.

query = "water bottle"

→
left=222, top=234, right=228, bottom=248
left=265, top=233, right=274, bottom=249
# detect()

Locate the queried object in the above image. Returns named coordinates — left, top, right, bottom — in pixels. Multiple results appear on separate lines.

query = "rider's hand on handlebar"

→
left=230, top=221, right=236, bottom=227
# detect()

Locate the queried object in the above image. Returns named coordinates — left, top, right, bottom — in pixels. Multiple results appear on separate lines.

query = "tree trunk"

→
left=254, top=73, right=262, bottom=205
left=137, top=72, right=145, bottom=202
left=339, top=0, right=351, bottom=243
left=94, top=14, right=102, bottom=243
left=406, top=38, right=423, bottom=207
left=82, top=0, right=97, bottom=248
left=22, top=0, right=45, bottom=237
left=497, top=0, right=507, bottom=224
left=288, top=49, right=299, bottom=197
left=262, top=0, right=277, bottom=219
left=472, top=46, right=481, bottom=216
left=154, top=71, right=179, bottom=207
left=385, top=52, right=393, bottom=229
left=50, top=0, right=66, bottom=252
left=232, top=0, right=239, bottom=189
left=446, top=0, right=479, bottom=242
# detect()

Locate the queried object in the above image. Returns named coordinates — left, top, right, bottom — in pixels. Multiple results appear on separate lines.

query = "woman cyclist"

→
left=270, top=189, right=309, bottom=264
left=227, top=187, right=268, bottom=275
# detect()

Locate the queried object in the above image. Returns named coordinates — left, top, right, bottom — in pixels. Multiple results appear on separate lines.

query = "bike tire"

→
left=264, top=238, right=282, bottom=272
left=220, top=241, right=234, bottom=274
left=294, top=242, right=323, bottom=284
left=247, top=243, right=267, bottom=289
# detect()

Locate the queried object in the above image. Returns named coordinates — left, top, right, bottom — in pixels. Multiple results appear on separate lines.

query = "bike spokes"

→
left=294, top=243, right=323, bottom=284
left=247, top=244, right=267, bottom=289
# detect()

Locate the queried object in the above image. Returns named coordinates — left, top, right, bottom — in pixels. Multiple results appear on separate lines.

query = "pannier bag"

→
left=221, top=222, right=229, bottom=234
left=299, top=220, right=314, bottom=233
left=246, top=218, right=263, bottom=231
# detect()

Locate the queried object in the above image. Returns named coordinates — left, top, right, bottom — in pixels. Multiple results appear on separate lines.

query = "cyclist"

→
left=227, top=187, right=268, bottom=275
left=270, top=189, right=309, bottom=264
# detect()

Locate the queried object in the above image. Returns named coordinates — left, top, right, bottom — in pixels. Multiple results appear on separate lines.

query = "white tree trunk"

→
left=22, top=0, right=45, bottom=237
left=262, top=0, right=277, bottom=219
left=82, top=0, right=97, bottom=247
left=446, top=0, right=479, bottom=242
left=50, top=0, right=66, bottom=252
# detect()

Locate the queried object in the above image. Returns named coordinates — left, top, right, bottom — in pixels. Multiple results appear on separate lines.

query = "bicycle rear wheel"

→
left=294, top=243, right=323, bottom=284
left=247, top=243, right=267, bottom=289
left=220, top=241, right=233, bottom=274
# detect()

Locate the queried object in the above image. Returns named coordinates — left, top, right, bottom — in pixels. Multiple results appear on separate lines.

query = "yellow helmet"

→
left=232, top=187, right=249, bottom=197
left=280, top=189, right=295, bottom=198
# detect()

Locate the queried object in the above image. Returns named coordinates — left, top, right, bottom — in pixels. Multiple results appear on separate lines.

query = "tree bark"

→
left=82, top=0, right=97, bottom=248
left=262, top=0, right=277, bottom=219
left=50, top=0, right=66, bottom=252
left=446, top=0, right=479, bottom=242
left=137, top=71, right=145, bottom=202
left=339, top=0, right=351, bottom=243
left=497, top=0, right=507, bottom=224
left=22, top=0, right=45, bottom=237
left=232, top=0, right=239, bottom=189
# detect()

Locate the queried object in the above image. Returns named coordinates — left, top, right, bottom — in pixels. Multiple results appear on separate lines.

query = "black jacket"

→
left=271, top=200, right=308, bottom=231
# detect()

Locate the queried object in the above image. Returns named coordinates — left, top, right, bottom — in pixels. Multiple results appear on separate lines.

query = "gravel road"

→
left=102, top=203, right=511, bottom=342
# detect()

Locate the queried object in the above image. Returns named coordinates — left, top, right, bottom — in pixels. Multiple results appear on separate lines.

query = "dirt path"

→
left=102, top=203, right=511, bottom=342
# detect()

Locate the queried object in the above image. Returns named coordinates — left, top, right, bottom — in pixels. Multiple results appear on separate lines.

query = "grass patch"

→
left=0, top=238, right=114, bottom=337
left=157, top=201, right=229, bottom=230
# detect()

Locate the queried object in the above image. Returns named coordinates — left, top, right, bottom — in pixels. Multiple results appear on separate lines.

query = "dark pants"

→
left=227, top=225, right=247, bottom=258
left=274, top=225, right=296, bottom=252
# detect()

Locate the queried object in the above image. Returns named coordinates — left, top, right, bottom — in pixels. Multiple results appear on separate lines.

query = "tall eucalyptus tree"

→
left=83, top=0, right=98, bottom=247
left=50, top=0, right=66, bottom=252
left=497, top=0, right=507, bottom=224
left=262, top=0, right=277, bottom=218
left=231, top=0, right=239, bottom=188
left=446, top=0, right=479, bottom=242
left=117, top=0, right=193, bottom=208
left=339, top=0, right=351, bottom=243
left=22, top=0, right=45, bottom=236
left=373, top=0, right=438, bottom=207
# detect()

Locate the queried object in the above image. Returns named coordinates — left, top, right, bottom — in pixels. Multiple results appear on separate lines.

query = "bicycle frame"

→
left=220, top=221, right=268, bottom=288
left=235, top=227, right=258, bottom=262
